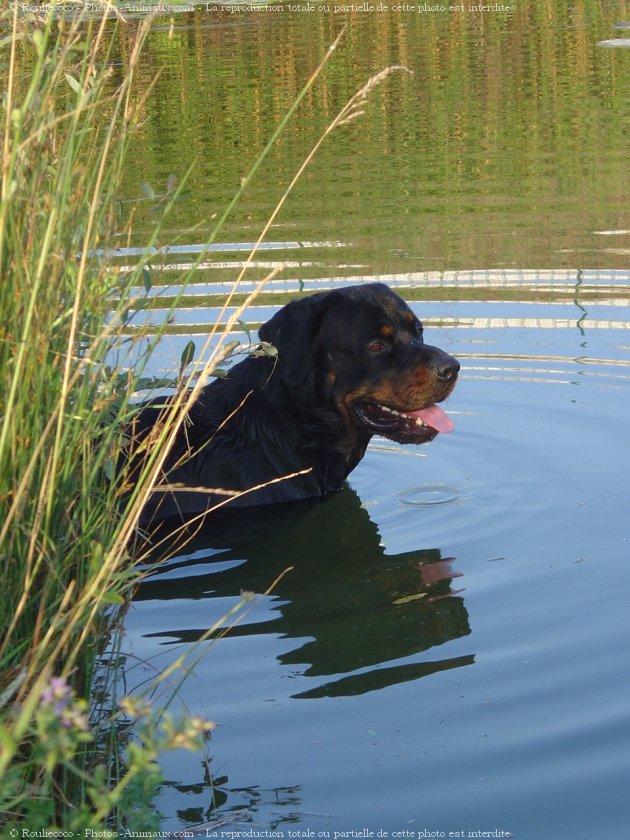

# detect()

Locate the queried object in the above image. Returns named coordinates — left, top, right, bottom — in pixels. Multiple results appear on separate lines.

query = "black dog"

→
left=131, top=283, right=459, bottom=524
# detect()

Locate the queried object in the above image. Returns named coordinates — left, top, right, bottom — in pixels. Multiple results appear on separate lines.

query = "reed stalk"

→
left=0, top=5, right=409, bottom=826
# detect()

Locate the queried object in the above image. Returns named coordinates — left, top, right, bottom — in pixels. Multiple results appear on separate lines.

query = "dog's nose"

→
left=433, top=355, right=460, bottom=381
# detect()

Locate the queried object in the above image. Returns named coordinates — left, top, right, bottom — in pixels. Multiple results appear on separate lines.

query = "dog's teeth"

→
left=379, top=405, right=403, bottom=418
left=415, top=418, right=425, bottom=426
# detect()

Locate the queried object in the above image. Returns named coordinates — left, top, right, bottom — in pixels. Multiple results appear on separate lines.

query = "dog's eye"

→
left=368, top=341, right=387, bottom=354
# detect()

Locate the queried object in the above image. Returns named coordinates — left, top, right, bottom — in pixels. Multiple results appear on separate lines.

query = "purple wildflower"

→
left=41, top=676, right=71, bottom=706
left=40, top=676, right=88, bottom=731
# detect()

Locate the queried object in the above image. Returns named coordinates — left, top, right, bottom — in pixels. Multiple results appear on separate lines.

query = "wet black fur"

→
left=131, top=283, right=459, bottom=525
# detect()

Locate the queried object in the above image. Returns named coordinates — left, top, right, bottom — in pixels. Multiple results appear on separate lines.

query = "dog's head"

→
left=259, top=283, right=459, bottom=445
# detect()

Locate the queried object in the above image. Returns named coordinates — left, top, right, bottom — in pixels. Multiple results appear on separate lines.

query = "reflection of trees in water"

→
left=110, top=4, right=629, bottom=273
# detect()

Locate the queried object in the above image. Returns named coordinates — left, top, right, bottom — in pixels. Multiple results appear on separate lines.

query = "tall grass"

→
left=0, top=6, right=178, bottom=825
left=0, top=6, right=329, bottom=825
left=0, top=5, right=407, bottom=827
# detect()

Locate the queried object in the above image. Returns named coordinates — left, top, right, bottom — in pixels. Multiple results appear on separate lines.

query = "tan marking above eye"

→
left=379, top=325, right=394, bottom=337
left=405, top=312, right=414, bottom=324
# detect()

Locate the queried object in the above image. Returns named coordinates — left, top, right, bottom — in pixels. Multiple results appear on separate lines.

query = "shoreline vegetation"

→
left=0, top=8, right=404, bottom=826
left=0, top=6, right=224, bottom=828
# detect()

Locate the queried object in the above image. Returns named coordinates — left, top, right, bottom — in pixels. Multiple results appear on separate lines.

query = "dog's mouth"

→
left=353, top=400, right=454, bottom=444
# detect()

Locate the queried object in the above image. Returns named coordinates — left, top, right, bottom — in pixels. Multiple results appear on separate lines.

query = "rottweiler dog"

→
left=132, top=283, right=459, bottom=524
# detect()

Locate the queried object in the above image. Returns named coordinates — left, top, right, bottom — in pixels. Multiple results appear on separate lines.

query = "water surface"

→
left=113, top=5, right=630, bottom=838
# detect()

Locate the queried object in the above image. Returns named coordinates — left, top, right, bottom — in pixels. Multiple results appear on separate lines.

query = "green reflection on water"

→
left=114, top=2, right=630, bottom=277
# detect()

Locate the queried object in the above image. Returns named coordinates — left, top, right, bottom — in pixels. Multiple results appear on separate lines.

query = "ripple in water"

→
left=392, top=484, right=465, bottom=508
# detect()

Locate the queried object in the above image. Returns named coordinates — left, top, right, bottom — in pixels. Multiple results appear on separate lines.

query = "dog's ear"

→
left=258, top=293, right=327, bottom=387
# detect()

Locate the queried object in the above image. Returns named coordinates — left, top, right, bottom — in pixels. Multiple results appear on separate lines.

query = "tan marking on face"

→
left=338, top=364, right=456, bottom=416
left=380, top=324, right=394, bottom=338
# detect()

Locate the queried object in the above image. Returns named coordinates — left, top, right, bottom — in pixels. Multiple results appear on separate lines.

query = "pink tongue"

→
left=411, top=404, right=454, bottom=433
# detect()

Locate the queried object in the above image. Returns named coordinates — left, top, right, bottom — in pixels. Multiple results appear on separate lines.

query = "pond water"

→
left=113, top=5, right=630, bottom=839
